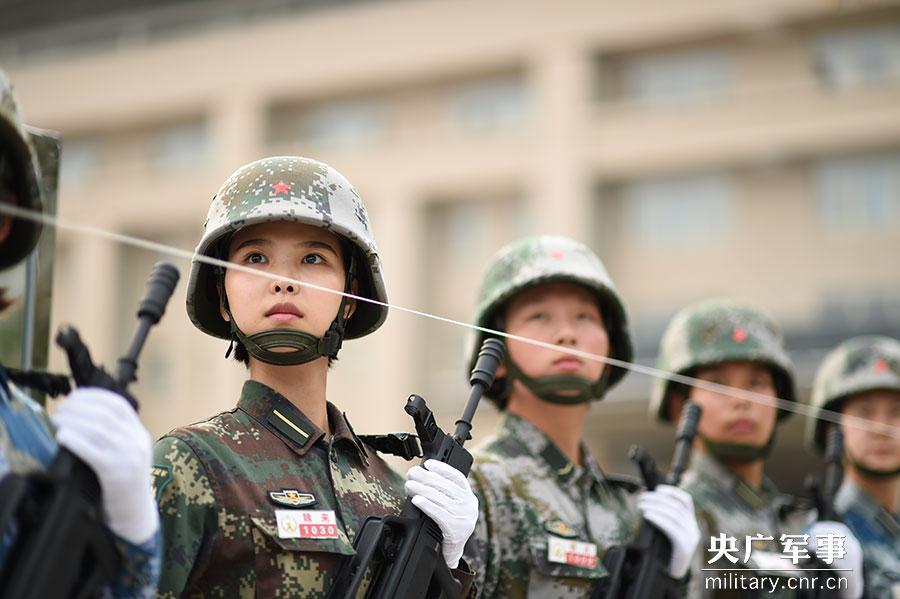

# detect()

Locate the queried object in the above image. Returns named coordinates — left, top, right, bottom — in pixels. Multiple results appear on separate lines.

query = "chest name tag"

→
left=547, top=535, right=597, bottom=569
left=275, top=509, right=339, bottom=540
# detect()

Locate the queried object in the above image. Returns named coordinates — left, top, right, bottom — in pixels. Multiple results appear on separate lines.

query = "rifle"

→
left=0, top=261, right=179, bottom=599
left=593, top=402, right=703, bottom=599
left=329, top=337, right=505, bottom=599
left=802, top=423, right=844, bottom=599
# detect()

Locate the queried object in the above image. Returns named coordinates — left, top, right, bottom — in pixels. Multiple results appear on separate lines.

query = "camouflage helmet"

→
left=650, top=299, right=796, bottom=423
left=806, top=335, right=900, bottom=455
left=468, top=235, right=634, bottom=403
left=0, top=70, right=43, bottom=270
left=186, top=156, right=388, bottom=340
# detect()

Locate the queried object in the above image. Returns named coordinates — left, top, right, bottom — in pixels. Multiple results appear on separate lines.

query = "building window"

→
left=814, top=152, right=900, bottom=230
left=624, top=173, right=735, bottom=245
left=60, top=137, right=101, bottom=187
left=298, top=99, right=383, bottom=147
left=622, top=49, right=730, bottom=107
left=813, top=25, right=900, bottom=90
left=153, top=120, right=209, bottom=170
left=452, top=75, right=528, bottom=131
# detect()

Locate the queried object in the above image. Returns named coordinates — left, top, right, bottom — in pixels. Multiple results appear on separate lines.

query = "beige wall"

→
left=4, top=0, right=900, bottom=483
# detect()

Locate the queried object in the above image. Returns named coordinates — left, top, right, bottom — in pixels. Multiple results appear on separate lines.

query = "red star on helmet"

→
left=732, top=327, right=748, bottom=343
left=548, top=250, right=564, bottom=260
left=874, top=358, right=888, bottom=373
left=271, top=181, right=293, bottom=196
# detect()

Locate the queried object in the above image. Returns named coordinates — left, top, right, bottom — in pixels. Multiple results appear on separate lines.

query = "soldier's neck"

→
left=249, top=357, right=330, bottom=436
left=696, top=444, right=766, bottom=489
left=847, top=467, right=898, bottom=513
left=507, top=393, right=589, bottom=464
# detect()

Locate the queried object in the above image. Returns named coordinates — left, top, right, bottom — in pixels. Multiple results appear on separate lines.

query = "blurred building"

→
left=3, top=0, right=900, bottom=489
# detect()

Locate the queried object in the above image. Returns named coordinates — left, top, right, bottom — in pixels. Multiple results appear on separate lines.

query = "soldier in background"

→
left=152, top=156, right=479, bottom=597
left=651, top=299, right=863, bottom=599
left=807, top=335, right=900, bottom=598
left=0, top=69, right=160, bottom=596
left=463, top=235, right=700, bottom=598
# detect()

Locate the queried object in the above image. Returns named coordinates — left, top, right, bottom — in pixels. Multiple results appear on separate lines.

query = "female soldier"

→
left=807, top=335, right=900, bottom=598
left=463, top=235, right=700, bottom=598
left=152, top=156, right=478, bottom=597
left=651, top=298, right=864, bottom=598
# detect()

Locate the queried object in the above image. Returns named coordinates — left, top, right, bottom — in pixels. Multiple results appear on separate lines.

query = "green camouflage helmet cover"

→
left=806, top=335, right=900, bottom=455
left=468, top=235, right=634, bottom=403
left=651, top=299, right=796, bottom=423
left=0, top=70, right=43, bottom=270
left=186, top=156, right=388, bottom=340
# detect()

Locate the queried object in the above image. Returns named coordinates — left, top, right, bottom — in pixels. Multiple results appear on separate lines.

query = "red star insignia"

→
left=874, top=358, right=888, bottom=373
left=732, top=327, right=748, bottom=343
left=271, top=181, right=293, bottom=196
left=548, top=250, right=564, bottom=260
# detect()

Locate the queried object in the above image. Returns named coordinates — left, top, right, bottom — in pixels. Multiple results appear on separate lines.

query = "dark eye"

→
left=303, top=254, right=325, bottom=265
left=528, top=311, right=547, bottom=321
left=246, top=252, right=266, bottom=264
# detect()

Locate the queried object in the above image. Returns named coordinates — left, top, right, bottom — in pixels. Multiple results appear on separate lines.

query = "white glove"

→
left=52, top=387, right=159, bottom=546
left=404, top=459, right=478, bottom=569
left=808, top=521, right=864, bottom=599
left=638, top=484, right=700, bottom=579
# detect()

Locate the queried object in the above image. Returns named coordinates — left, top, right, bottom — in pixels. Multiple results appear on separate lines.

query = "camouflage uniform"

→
left=152, top=380, right=407, bottom=597
left=651, top=299, right=813, bottom=599
left=0, top=70, right=160, bottom=598
left=156, top=156, right=473, bottom=597
left=463, top=236, right=642, bottom=598
left=807, top=336, right=900, bottom=599
left=682, top=452, right=813, bottom=599
left=468, top=413, right=641, bottom=598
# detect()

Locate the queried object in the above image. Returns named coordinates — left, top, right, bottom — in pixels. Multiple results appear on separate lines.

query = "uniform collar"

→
left=498, top=412, right=604, bottom=487
left=691, top=451, right=781, bottom=511
left=836, top=479, right=900, bottom=537
left=237, top=380, right=369, bottom=464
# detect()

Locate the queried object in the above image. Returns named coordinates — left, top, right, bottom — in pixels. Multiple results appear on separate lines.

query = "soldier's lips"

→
left=267, top=313, right=301, bottom=322
left=552, top=358, right=583, bottom=372
left=727, top=418, right=757, bottom=433
left=266, top=302, right=303, bottom=320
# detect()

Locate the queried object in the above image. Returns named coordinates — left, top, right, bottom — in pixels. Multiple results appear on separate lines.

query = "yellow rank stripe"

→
left=272, top=409, right=309, bottom=439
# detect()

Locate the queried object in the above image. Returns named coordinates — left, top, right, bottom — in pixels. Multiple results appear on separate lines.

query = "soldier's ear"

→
left=344, top=278, right=358, bottom=320
left=218, top=283, right=230, bottom=322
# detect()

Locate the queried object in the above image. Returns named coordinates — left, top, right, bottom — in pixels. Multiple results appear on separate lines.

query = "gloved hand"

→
left=404, top=459, right=478, bottom=569
left=808, top=521, right=864, bottom=599
left=638, top=484, right=700, bottom=579
left=52, top=387, right=159, bottom=546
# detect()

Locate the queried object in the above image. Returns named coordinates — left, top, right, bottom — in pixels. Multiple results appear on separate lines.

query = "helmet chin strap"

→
left=503, top=355, right=611, bottom=405
left=701, top=431, right=777, bottom=465
left=846, top=448, right=900, bottom=479
left=220, top=253, right=356, bottom=366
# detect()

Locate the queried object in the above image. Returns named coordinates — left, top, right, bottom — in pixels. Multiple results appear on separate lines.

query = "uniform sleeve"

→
left=463, top=466, right=503, bottom=599
left=687, top=508, right=714, bottom=599
left=152, top=435, right=218, bottom=599
left=100, top=530, right=162, bottom=599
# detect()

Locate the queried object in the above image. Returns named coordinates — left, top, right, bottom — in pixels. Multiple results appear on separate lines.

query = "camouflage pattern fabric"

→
left=684, top=452, right=817, bottom=599
left=464, top=413, right=642, bottom=598
left=650, top=299, right=797, bottom=424
left=467, top=235, right=634, bottom=403
left=153, top=380, right=474, bottom=598
left=0, top=366, right=161, bottom=598
left=833, top=480, right=899, bottom=598
left=806, top=335, right=900, bottom=454
left=186, top=156, right=388, bottom=342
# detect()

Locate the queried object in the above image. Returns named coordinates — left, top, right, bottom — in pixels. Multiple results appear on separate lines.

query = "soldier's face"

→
left=222, top=221, right=353, bottom=342
left=689, top=361, right=778, bottom=447
left=841, top=390, right=900, bottom=474
left=501, top=282, right=609, bottom=386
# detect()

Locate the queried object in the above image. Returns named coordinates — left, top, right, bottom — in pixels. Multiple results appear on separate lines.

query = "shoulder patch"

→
left=151, top=464, right=173, bottom=501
